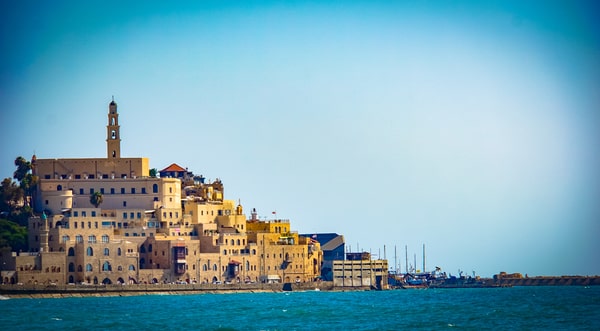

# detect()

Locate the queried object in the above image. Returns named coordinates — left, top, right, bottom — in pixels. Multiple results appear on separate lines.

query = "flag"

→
left=272, top=211, right=276, bottom=214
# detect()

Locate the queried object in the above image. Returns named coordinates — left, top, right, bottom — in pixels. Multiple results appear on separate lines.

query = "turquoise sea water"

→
left=1, top=286, right=599, bottom=330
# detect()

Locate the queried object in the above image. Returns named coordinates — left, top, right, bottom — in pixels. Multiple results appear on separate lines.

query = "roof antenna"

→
left=112, top=95, right=114, bottom=102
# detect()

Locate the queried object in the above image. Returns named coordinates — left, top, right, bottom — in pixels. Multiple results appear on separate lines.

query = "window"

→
left=100, top=188, right=105, bottom=194
left=90, top=188, right=94, bottom=194
left=102, top=235, right=109, bottom=243
left=74, top=211, right=78, bottom=217
left=169, top=187, right=173, bottom=193
left=129, top=265, right=135, bottom=271
left=153, top=184, right=158, bottom=193
left=68, top=247, right=75, bottom=256
left=110, top=188, right=115, bottom=194
left=104, top=248, right=110, bottom=256
left=88, top=235, right=96, bottom=243
left=76, top=235, right=83, bottom=243
left=123, top=201, right=127, bottom=207
left=86, top=264, right=93, bottom=272
left=137, top=212, right=141, bottom=219
left=81, top=211, right=86, bottom=217
left=91, top=211, right=96, bottom=217
left=123, top=212, right=127, bottom=219
left=62, top=235, right=70, bottom=243
left=79, top=188, right=84, bottom=195
left=120, top=188, right=125, bottom=194
left=57, top=185, right=62, bottom=191
left=130, top=212, right=134, bottom=219
left=148, top=244, right=153, bottom=252
left=87, top=247, right=94, bottom=256
left=131, top=188, right=136, bottom=194
left=141, top=187, right=146, bottom=194
left=117, top=248, right=122, bottom=256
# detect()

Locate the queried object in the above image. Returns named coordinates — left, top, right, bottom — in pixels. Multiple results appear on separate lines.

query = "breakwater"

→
left=0, top=281, right=335, bottom=298
left=490, top=275, right=600, bottom=287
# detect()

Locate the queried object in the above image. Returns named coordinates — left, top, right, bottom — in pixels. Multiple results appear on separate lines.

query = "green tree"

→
left=90, top=191, right=103, bottom=208
left=0, top=177, right=22, bottom=211
left=0, top=218, right=28, bottom=252
left=149, top=168, right=158, bottom=178
left=12, top=156, right=38, bottom=209
left=13, top=156, right=30, bottom=182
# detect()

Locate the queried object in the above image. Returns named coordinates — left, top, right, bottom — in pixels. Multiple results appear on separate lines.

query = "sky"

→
left=1, top=1, right=599, bottom=277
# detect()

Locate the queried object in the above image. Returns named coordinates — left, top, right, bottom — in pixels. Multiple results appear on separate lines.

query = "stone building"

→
left=1, top=99, right=322, bottom=285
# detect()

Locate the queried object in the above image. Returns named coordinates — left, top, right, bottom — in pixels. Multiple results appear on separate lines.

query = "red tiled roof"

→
left=160, top=163, right=186, bottom=172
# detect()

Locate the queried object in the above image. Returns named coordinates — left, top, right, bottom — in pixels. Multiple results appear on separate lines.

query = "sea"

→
left=1, top=286, right=599, bottom=330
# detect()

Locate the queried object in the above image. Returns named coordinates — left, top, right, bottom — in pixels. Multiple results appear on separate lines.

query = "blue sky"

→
left=1, top=1, right=599, bottom=277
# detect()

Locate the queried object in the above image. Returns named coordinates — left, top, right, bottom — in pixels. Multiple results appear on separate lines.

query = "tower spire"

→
left=106, top=98, right=121, bottom=158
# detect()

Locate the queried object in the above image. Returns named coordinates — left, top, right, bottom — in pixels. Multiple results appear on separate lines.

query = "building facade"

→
left=2, top=99, right=322, bottom=285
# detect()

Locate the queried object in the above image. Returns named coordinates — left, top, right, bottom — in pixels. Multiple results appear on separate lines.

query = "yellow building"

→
left=6, top=99, right=322, bottom=285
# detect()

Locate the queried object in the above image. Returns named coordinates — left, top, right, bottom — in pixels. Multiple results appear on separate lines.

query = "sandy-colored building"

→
left=2, top=99, right=322, bottom=285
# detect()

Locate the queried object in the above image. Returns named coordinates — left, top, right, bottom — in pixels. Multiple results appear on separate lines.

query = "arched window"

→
left=102, top=261, right=112, bottom=271
left=102, top=235, right=109, bottom=243
left=152, top=184, right=158, bottom=193
left=76, top=235, right=83, bottom=243
left=88, top=235, right=96, bottom=243
left=213, top=264, right=217, bottom=271
left=203, top=264, right=208, bottom=271
left=62, top=235, right=70, bottom=243
left=86, top=264, right=93, bottom=272
left=148, top=244, right=153, bottom=252
left=140, top=258, right=145, bottom=268
left=129, top=265, right=135, bottom=271
left=77, top=265, right=83, bottom=272
left=104, top=248, right=110, bottom=256
left=117, top=266, right=123, bottom=271
left=223, top=250, right=227, bottom=255
left=57, top=185, right=62, bottom=191
left=252, top=249, right=256, bottom=255
left=86, top=247, right=93, bottom=256
left=140, top=245, right=146, bottom=253
left=117, top=247, right=122, bottom=256
left=68, top=262, right=75, bottom=272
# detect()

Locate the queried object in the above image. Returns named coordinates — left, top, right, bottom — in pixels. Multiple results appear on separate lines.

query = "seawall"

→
left=0, top=281, right=335, bottom=299
left=490, top=276, right=600, bottom=287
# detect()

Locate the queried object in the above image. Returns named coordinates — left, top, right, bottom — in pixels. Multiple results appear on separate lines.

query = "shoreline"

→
left=0, top=281, right=339, bottom=299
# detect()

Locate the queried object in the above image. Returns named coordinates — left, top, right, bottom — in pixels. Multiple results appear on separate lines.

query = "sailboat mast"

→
left=423, top=244, right=426, bottom=273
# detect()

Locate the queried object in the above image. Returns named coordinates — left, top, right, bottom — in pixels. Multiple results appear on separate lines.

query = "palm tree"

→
left=90, top=191, right=103, bottom=208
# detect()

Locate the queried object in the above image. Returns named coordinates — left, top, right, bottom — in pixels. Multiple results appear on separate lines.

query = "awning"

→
left=61, top=208, right=72, bottom=213
left=229, top=260, right=241, bottom=265
left=267, top=275, right=281, bottom=280
left=144, top=210, right=155, bottom=214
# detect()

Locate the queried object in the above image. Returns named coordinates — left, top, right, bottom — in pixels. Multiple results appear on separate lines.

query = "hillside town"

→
left=0, top=100, right=388, bottom=290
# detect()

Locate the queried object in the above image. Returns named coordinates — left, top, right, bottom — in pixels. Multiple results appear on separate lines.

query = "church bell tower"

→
left=106, top=97, right=121, bottom=159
